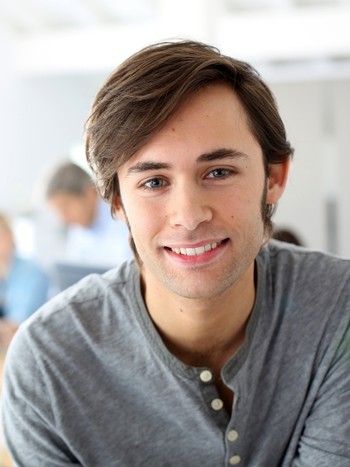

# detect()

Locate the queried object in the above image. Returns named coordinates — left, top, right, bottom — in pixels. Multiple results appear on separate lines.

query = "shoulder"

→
left=253, top=241, right=350, bottom=373
left=256, top=240, right=350, bottom=338
left=4, top=260, right=141, bottom=390
left=14, top=260, right=139, bottom=350
left=259, top=240, right=350, bottom=285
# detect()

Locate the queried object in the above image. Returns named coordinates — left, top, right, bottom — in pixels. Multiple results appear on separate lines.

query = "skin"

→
left=0, top=227, right=14, bottom=277
left=115, top=83, right=289, bottom=409
left=48, top=186, right=97, bottom=227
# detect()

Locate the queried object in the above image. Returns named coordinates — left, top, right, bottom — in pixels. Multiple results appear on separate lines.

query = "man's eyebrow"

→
left=125, top=148, right=248, bottom=176
left=125, top=161, right=170, bottom=176
left=197, top=148, right=249, bottom=162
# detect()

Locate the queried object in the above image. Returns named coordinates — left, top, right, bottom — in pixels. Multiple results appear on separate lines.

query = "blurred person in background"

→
left=0, top=213, right=49, bottom=349
left=272, top=226, right=304, bottom=246
left=45, top=161, right=132, bottom=267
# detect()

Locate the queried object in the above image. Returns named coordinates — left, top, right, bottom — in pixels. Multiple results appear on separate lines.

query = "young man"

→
left=3, top=41, right=350, bottom=466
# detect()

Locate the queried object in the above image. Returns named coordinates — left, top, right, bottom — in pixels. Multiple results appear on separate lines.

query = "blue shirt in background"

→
left=0, top=255, right=49, bottom=324
left=65, top=199, right=132, bottom=267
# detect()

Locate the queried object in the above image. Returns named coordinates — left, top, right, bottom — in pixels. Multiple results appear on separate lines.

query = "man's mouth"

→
left=169, top=241, right=223, bottom=256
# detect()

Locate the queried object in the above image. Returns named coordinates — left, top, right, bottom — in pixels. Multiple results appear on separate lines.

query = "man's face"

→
left=117, top=83, right=287, bottom=301
left=49, top=189, right=96, bottom=228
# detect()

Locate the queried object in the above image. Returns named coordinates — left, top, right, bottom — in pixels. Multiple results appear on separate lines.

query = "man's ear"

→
left=113, top=196, right=126, bottom=222
left=266, top=160, right=290, bottom=205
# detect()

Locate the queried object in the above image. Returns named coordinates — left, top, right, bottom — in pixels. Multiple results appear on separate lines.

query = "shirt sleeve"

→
left=293, top=319, right=350, bottom=466
left=1, top=328, right=80, bottom=466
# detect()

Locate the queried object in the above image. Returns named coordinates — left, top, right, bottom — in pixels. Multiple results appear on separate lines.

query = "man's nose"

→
left=169, top=184, right=212, bottom=230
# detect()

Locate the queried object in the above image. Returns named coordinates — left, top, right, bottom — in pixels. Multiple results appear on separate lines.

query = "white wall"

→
left=271, top=78, right=349, bottom=255
left=0, top=30, right=21, bottom=212
left=335, top=80, right=350, bottom=258
left=271, top=80, right=327, bottom=251
left=0, top=73, right=103, bottom=214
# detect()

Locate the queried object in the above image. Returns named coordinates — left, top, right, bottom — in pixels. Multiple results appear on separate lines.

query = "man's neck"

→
left=142, top=264, right=256, bottom=372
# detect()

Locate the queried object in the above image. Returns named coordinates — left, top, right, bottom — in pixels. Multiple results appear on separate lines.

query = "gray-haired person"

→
left=46, top=161, right=132, bottom=267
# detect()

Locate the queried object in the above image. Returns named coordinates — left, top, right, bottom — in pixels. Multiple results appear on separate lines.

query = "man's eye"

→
left=206, top=168, right=232, bottom=179
left=143, top=178, right=166, bottom=189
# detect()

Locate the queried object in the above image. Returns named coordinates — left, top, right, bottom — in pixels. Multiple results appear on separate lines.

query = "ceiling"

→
left=0, top=0, right=350, bottom=35
left=0, top=0, right=348, bottom=36
left=0, top=0, right=159, bottom=35
left=1, top=0, right=350, bottom=78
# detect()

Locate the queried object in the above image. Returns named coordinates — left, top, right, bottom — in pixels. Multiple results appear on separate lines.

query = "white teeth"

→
left=195, top=246, right=205, bottom=255
left=171, top=241, right=221, bottom=256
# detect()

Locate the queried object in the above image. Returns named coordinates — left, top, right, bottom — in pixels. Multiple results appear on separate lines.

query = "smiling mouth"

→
left=169, top=241, right=223, bottom=256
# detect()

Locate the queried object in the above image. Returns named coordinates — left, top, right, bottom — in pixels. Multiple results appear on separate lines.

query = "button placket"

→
left=198, top=368, right=229, bottom=432
left=198, top=370, right=225, bottom=413
left=224, top=389, right=241, bottom=466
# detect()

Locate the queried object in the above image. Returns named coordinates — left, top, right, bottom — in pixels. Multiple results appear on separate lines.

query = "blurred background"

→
left=0, top=0, right=350, bottom=264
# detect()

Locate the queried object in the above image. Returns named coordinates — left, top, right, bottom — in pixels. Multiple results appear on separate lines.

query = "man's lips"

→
left=165, top=239, right=227, bottom=256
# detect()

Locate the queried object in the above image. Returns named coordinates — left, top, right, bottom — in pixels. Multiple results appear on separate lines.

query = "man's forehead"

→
left=117, top=83, right=258, bottom=174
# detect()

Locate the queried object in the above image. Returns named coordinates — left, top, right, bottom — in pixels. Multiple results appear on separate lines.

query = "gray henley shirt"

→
left=2, top=241, right=350, bottom=466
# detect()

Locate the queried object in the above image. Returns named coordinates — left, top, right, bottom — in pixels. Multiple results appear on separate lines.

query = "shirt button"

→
left=211, top=398, right=224, bottom=411
left=199, top=370, right=213, bottom=383
left=229, top=455, right=241, bottom=465
left=227, top=430, right=239, bottom=442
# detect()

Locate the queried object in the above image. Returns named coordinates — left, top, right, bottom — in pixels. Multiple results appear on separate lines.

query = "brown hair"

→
left=85, top=39, right=293, bottom=235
